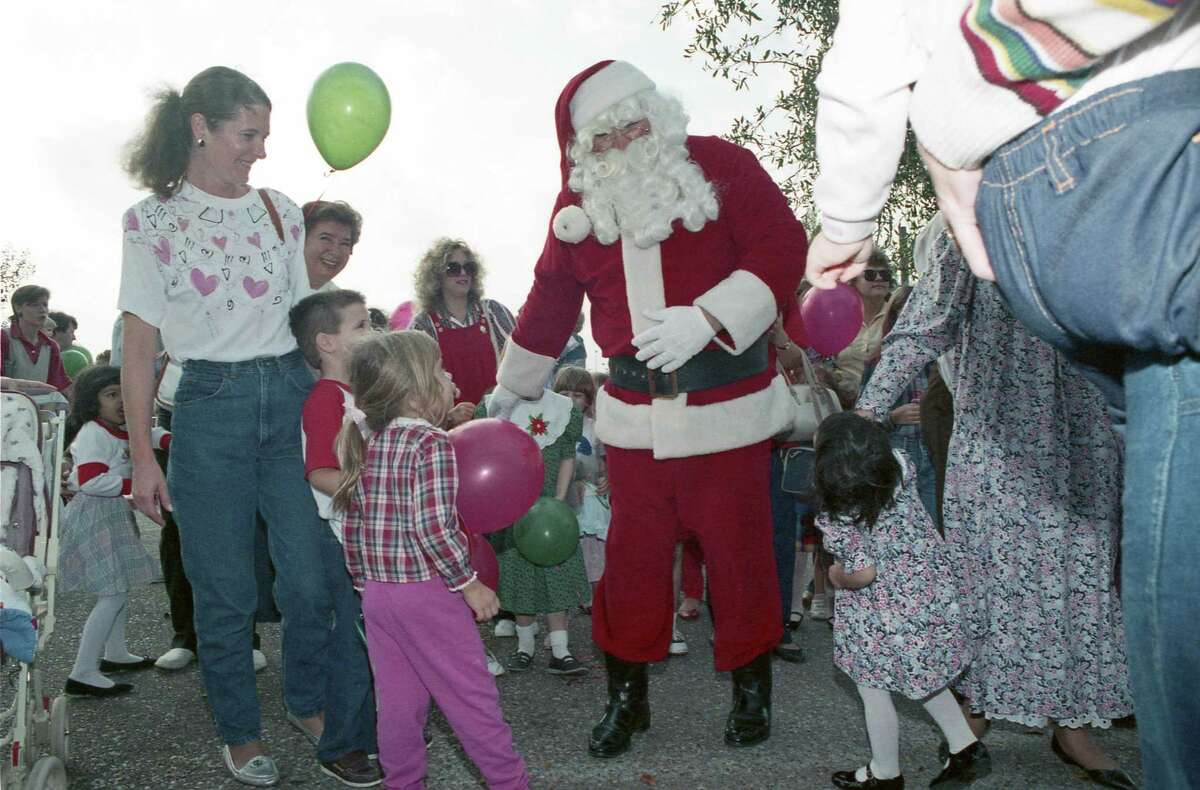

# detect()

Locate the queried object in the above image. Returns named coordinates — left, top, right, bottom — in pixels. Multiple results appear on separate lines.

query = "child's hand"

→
left=596, top=477, right=610, bottom=496
left=444, top=402, right=475, bottom=430
left=828, top=561, right=848, bottom=589
left=462, top=578, right=500, bottom=622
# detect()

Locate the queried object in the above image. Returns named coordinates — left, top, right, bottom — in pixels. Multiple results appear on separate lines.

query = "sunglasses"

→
left=444, top=261, right=478, bottom=277
left=862, top=269, right=893, bottom=283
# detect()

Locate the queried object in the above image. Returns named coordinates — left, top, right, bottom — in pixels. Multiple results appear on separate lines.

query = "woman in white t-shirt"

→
left=118, top=67, right=348, bottom=787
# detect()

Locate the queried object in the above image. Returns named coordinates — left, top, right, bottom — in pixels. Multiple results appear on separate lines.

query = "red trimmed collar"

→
left=8, top=322, right=54, bottom=355
left=94, top=419, right=129, bottom=440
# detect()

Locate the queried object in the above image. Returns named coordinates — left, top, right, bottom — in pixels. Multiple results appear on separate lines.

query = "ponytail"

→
left=123, top=87, right=192, bottom=199
left=332, top=421, right=368, bottom=513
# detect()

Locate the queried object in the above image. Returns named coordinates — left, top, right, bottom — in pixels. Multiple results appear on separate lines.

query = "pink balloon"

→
left=449, top=418, right=544, bottom=534
left=468, top=532, right=499, bottom=589
left=389, top=300, right=414, bottom=330
left=799, top=283, right=864, bottom=356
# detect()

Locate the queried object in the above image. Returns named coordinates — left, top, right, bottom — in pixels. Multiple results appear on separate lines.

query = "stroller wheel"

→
left=27, top=755, right=67, bottom=790
left=50, top=696, right=70, bottom=766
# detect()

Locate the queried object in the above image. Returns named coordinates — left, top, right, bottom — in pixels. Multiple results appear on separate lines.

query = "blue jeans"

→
left=977, top=71, right=1200, bottom=787
left=169, top=351, right=333, bottom=745
left=769, top=449, right=811, bottom=627
left=891, top=434, right=937, bottom=526
left=316, top=524, right=378, bottom=762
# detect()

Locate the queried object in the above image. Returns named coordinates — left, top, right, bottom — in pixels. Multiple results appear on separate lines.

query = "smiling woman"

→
left=301, top=200, right=363, bottom=291
left=116, top=66, right=377, bottom=788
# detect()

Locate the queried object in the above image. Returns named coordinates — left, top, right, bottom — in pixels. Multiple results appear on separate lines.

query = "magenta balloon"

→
left=389, top=300, right=414, bottom=330
left=468, top=532, right=499, bottom=589
left=799, top=283, right=864, bottom=356
left=449, top=418, right=544, bottom=534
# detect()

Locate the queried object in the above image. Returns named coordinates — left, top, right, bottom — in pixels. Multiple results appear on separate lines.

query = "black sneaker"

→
left=773, top=631, right=805, bottom=663
left=546, top=654, right=587, bottom=675
left=320, top=750, right=382, bottom=788
left=504, top=651, right=534, bottom=672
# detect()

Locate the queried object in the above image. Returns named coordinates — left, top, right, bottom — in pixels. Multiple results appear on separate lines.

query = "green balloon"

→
left=307, top=62, right=391, bottom=171
left=513, top=497, right=580, bottom=567
left=61, top=348, right=89, bottom=378
left=67, top=344, right=92, bottom=364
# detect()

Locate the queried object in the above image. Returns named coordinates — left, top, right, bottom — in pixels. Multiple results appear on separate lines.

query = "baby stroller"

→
left=1, top=389, right=70, bottom=789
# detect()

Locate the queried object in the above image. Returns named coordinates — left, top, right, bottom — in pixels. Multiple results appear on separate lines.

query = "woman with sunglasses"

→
left=410, top=238, right=516, bottom=408
left=830, top=252, right=894, bottom=409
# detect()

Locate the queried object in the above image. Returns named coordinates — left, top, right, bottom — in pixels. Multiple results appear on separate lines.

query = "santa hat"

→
left=550, top=60, right=656, bottom=243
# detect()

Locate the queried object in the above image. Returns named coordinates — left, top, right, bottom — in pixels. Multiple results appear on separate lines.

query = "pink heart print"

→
left=290, top=225, right=301, bottom=241
left=212, top=236, right=227, bottom=250
left=153, top=237, right=171, bottom=265
left=246, top=232, right=262, bottom=249
left=178, top=218, right=190, bottom=232
left=243, top=277, right=269, bottom=298
left=123, top=210, right=139, bottom=232
left=190, top=268, right=218, bottom=296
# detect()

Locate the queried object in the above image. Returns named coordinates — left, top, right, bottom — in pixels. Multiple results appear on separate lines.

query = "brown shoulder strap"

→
left=257, top=188, right=286, bottom=243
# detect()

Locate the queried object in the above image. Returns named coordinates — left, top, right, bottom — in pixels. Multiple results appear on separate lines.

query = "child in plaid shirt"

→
left=333, top=331, right=529, bottom=790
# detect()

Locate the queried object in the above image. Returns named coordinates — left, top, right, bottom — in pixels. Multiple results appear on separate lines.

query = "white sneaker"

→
left=493, top=619, right=517, bottom=638
left=810, top=593, right=833, bottom=621
left=669, top=628, right=689, bottom=656
left=155, top=647, right=195, bottom=671
left=486, top=650, right=506, bottom=676
left=253, top=649, right=268, bottom=672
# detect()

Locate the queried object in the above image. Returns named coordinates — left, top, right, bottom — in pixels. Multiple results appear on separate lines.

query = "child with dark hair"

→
left=59, top=366, right=168, bottom=696
left=812, top=412, right=988, bottom=790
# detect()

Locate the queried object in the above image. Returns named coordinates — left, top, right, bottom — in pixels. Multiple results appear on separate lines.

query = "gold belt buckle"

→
left=647, top=370, right=679, bottom=400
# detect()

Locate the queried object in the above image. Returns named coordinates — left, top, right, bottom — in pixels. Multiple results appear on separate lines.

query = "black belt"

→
left=608, top=335, right=769, bottom=399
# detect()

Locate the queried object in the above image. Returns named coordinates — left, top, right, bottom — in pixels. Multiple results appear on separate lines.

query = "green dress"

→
left=478, top=402, right=591, bottom=613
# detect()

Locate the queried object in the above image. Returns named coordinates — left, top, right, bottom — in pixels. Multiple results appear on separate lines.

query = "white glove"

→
left=632, top=306, right=717, bottom=373
left=485, top=384, right=522, bottom=421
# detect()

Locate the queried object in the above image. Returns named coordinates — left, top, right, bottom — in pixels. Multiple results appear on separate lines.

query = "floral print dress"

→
left=817, top=452, right=970, bottom=699
left=857, top=217, right=1131, bottom=728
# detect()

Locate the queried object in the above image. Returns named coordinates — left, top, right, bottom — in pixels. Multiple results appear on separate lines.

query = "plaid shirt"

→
left=342, top=417, right=474, bottom=591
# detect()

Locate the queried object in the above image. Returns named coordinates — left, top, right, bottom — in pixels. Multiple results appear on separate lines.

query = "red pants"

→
left=593, top=441, right=781, bottom=671
left=680, top=536, right=705, bottom=600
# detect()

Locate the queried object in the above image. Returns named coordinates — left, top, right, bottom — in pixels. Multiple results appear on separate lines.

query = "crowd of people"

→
left=1, top=4, right=1195, bottom=788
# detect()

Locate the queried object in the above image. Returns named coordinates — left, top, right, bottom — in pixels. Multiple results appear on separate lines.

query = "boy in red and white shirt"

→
left=289, top=289, right=381, bottom=787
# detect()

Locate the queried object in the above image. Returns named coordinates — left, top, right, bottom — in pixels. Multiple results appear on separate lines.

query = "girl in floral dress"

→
left=814, top=412, right=989, bottom=790
left=858, top=214, right=1134, bottom=786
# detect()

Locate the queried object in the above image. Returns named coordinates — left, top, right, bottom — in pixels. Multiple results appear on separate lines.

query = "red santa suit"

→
left=497, top=61, right=808, bottom=671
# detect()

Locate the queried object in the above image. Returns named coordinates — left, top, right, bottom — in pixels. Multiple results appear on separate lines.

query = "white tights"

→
left=70, top=593, right=138, bottom=687
left=856, top=684, right=977, bottom=780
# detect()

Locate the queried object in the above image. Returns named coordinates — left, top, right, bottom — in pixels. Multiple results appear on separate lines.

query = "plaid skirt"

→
left=58, top=494, right=158, bottom=595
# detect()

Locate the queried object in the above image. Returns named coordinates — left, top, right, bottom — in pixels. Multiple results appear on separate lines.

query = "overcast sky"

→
left=2, top=1, right=792, bottom=358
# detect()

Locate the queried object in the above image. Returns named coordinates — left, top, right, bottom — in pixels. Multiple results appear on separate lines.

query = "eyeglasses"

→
left=444, top=261, right=478, bottom=277
left=591, top=119, right=651, bottom=154
left=862, top=269, right=893, bottom=283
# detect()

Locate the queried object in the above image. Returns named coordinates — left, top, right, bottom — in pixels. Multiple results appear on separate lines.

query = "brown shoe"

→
left=320, top=750, right=382, bottom=788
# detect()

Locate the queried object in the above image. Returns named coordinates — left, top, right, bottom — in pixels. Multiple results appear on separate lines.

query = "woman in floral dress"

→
left=857, top=214, right=1133, bottom=784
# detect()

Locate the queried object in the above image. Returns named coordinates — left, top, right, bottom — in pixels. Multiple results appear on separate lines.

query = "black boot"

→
left=588, top=653, right=650, bottom=758
left=724, top=650, right=771, bottom=746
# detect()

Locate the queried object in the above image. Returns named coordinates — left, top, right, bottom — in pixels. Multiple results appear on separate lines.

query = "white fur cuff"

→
left=496, top=340, right=557, bottom=400
left=553, top=206, right=592, bottom=244
left=694, top=270, right=778, bottom=354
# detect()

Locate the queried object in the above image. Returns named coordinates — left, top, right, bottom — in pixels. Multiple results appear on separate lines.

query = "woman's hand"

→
left=462, top=578, right=500, bottom=622
left=805, top=233, right=874, bottom=290
left=444, top=402, right=475, bottom=429
left=130, top=457, right=172, bottom=526
left=889, top=402, right=921, bottom=426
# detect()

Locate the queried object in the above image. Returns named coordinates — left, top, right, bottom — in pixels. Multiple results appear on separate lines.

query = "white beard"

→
left=569, top=132, right=719, bottom=249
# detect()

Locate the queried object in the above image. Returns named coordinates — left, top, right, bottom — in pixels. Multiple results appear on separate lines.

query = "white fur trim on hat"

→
left=552, top=205, right=592, bottom=244
left=570, top=61, right=655, bottom=131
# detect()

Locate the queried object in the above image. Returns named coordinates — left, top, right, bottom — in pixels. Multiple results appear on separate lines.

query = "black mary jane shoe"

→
left=724, top=651, right=771, bottom=747
left=1051, top=734, right=1138, bottom=789
left=588, top=653, right=650, bottom=758
left=832, top=765, right=905, bottom=789
left=930, top=740, right=992, bottom=788
left=99, top=657, right=157, bottom=673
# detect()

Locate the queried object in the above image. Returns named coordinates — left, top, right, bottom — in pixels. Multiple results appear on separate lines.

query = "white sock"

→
left=924, top=689, right=977, bottom=757
left=516, top=623, right=537, bottom=656
left=857, top=684, right=902, bottom=779
left=549, top=630, right=569, bottom=659
left=103, top=602, right=142, bottom=663
left=71, top=594, right=126, bottom=687
left=792, top=553, right=811, bottom=612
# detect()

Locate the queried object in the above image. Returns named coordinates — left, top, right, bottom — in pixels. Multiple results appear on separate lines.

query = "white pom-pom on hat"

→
left=552, top=205, right=591, bottom=244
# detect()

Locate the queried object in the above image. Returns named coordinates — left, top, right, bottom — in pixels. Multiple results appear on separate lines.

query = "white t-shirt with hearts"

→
left=118, top=181, right=313, bottom=363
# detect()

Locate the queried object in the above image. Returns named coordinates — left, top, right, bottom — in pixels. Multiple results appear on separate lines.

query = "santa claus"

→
left=490, top=60, right=808, bottom=756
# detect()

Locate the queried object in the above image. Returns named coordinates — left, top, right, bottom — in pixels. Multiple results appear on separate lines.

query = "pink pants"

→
left=593, top=441, right=781, bottom=671
left=362, top=580, right=529, bottom=790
